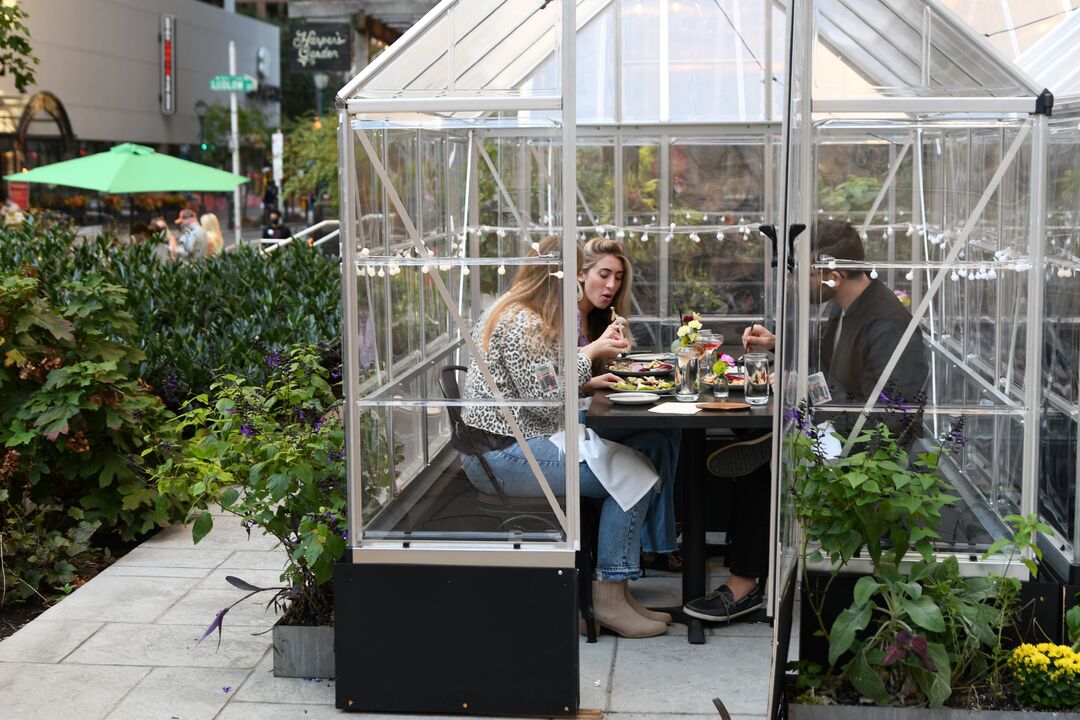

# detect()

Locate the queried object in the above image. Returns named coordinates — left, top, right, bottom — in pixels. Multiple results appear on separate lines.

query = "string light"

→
left=497, top=264, right=506, bottom=275
left=869, top=268, right=878, bottom=279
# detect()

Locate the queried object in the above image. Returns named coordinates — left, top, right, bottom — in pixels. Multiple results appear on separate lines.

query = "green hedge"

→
left=0, top=220, right=341, bottom=406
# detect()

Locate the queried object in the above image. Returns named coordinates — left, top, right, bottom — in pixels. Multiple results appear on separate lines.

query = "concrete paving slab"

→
left=34, top=574, right=196, bottom=623
left=214, top=701, right=344, bottom=720
left=218, top=550, right=291, bottom=571
left=578, top=634, right=616, bottom=710
left=64, top=623, right=269, bottom=669
left=101, top=563, right=211, bottom=579
left=615, top=714, right=763, bottom=720
left=0, top=662, right=149, bottom=720
left=141, top=521, right=279, bottom=551
left=156, top=587, right=282, bottom=629
left=113, top=545, right=236, bottom=569
left=104, top=666, right=250, bottom=720
left=198, top=567, right=288, bottom=589
left=609, top=634, right=770, bottom=715
left=233, top=648, right=335, bottom=705
left=0, top=619, right=103, bottom=663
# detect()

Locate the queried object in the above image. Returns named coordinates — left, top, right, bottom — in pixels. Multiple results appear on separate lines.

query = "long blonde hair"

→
left=581, top=236, right=633, bottom=343
left=482, top=234, right=580, bottom=351
left=200, top=213, right=224, bottom=257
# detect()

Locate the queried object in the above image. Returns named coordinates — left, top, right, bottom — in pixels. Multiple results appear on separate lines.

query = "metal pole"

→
left=229, top=41, right=242, bottom=245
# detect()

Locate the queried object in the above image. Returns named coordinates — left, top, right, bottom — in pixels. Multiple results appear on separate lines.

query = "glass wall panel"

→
left=803, top=118, right=1037, bottom=560
left=348, top=115, right=571, bottom=547
left=1040, top=116, right=1080, bottom=565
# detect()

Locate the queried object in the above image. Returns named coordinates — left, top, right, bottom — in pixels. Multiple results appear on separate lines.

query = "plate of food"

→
left=610, top=376, right=677, bottom=394
left=625, top=352, right=676, bottom=363
left=608, top=358, right=675, bottom=377
left=607, top=392, right=661, bottom=405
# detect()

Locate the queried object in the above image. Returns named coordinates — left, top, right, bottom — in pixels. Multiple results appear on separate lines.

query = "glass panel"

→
left=622, top=139, right=662, bottom=345
left=349, top=114, right=571, bottom=545
left=668, top=140, right=769, bottom=338
left=1041, top=117, right=1080, bottom=564
left=803, top=118, right=1035, bottom=560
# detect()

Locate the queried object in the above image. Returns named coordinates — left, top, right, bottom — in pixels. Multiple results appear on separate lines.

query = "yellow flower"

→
left=677, top=326, right=690, bottom=337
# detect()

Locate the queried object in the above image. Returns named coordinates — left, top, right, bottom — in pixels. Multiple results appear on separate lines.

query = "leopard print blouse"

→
left=461, top=307, right=591, bottom=440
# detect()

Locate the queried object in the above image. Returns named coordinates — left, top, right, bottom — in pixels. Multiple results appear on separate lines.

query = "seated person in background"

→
left=262, top=209, right=292, bottom=240
left=577, top=236, right=682, bottom=573
left=684, top=220, right=929, bottom=623
left=174, top=209, right=208, bottom=261
left=148, top=217, right=177, bottom=263
left=461, top=235, right=675, bottom=639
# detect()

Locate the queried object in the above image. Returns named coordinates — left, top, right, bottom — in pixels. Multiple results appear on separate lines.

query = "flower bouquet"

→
left=673, top=310, right=703, bottom=350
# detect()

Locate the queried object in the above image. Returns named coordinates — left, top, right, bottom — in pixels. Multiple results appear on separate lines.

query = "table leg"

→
left=680, top=428, right=707, bottom=644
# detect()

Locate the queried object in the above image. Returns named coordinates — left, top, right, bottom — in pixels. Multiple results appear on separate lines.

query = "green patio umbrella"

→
left=3, top=143, right=248, bottom=193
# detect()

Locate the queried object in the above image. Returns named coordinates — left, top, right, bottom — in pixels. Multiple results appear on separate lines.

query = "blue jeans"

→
left=580, top=411, right=680, bottom=554
left=462, top=436, right=650, bottom=580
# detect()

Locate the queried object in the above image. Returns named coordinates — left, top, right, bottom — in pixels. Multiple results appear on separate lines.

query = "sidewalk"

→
left=0, top=511, right=772, bottom=720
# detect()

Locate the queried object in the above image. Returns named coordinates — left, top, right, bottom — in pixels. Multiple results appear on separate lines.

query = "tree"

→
left=202, top=102, right=271, bottom=169
left=0, top=2, right=39, bottom=92
left=282, top=113, right=338, bottom=213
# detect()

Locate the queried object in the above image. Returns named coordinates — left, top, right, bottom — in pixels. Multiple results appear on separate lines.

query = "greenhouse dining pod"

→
left=769, top=0, right=1080, bottom=715
left=334, top=0, right=1080, bottom=716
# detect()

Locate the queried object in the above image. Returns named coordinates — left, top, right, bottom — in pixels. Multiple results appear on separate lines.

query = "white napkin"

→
left=648, top=402, right=700, bottom=415
left=815, top=421, right=842, bottom=459
left=549, top=426, right=659, bottom=512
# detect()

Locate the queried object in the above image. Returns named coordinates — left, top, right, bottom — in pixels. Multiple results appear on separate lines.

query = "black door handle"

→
left=759, top=224, right=778, bottom=268
left=787, top=223, right=806, bottom=272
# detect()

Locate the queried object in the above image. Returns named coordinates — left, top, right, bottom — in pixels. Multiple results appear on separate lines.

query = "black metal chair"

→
left=438, top=364, right=602, bottom=642
left=438, top=365, right=558, bottom=530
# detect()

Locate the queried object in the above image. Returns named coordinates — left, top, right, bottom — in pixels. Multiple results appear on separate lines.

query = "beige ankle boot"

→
left=593, top=580, right=667, bottom=638
left=624, top=583, right=672, bottom=624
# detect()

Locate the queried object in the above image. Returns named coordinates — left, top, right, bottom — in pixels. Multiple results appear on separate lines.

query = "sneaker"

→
left=683, top=583, right=764, bottom=622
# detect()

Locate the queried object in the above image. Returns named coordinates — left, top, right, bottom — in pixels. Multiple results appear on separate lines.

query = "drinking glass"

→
left=743, top=352, right=770, bottom=406
left=674, top=345, right=700, bottom=402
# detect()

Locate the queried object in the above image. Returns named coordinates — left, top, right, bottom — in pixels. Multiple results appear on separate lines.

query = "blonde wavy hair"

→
left=482, top=234, right=581, bottom=351
left=200, top=213, right=224, bottom=257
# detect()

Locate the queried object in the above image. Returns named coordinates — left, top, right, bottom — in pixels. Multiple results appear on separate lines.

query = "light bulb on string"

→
left=552, top=270, right=564, bottom=279
left=716, top=231, right=724, bottom=242
left=950, top=271, right=960, bottom=282
left=822, top=279, right=836, bottom=288
left=641, top=232, right=649, bottom=242
left=366, top=266, right=377, bottom=277
left=377, top=268, right=385, bottom=278
left=859, top=229, right=869, bottom=242
left=632, top=216, right=639, bottom=224
left=462, top=266, right=470, bottom=276
left=690, top=232, right=701, bottom=243
left=616, top=229, right=626, bottom=240
left=497, top=264, right=506, bottom=275
left=905, top=270, right=914, bottom=281
left=531, top=241, right=540, bottom=252
left=869, top=268, right=878, bottom=279
left=421, top=265, right=430, bottom=274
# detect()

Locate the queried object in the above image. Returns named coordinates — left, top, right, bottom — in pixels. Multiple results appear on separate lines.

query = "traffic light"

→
left=200, top=142, right=208, bottom=151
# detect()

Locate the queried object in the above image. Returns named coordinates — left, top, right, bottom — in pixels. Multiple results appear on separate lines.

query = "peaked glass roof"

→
left=341, top=0, right=1080, bottom=120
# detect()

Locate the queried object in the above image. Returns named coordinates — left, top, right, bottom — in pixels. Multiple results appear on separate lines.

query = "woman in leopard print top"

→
left=460, top=235, right=670, bottom=638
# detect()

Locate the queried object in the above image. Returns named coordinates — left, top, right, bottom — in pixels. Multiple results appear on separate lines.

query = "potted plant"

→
left=154, top=344, right=345, bottom=678
left=785, top=396, right=1064, bottom=716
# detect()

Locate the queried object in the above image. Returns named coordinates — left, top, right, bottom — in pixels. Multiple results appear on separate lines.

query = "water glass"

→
left=674, top=346, right=700, bottom=402
left=743, top=352, right=770, bottom=406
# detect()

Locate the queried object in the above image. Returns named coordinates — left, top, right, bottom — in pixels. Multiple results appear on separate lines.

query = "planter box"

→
left=273, top=622, right=334, bottom=679
left=789, top=704, right=1080, bottom=719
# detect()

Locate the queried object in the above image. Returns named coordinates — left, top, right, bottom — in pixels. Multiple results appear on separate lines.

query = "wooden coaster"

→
left=697, top=401, right=750, bottom=411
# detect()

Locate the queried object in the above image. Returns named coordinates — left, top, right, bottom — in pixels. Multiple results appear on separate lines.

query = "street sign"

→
left=210, top=74, right=258, bottom=93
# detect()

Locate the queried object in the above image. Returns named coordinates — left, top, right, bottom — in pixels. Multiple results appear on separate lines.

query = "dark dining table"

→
left=585, top=389, right=775, bottom=644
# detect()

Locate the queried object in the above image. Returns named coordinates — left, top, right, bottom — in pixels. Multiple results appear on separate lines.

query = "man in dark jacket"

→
left=684, top=220, right=928, bottom=623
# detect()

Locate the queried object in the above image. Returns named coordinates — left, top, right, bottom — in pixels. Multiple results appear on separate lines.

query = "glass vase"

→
left=674, top=346, right=700, bottom=402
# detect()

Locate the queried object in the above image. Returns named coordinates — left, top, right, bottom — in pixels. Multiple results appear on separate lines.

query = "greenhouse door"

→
left=766, top=0, right=813, bottom=716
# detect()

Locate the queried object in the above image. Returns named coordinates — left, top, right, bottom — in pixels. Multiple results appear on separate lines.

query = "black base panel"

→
left=335, top=562, right=579, bottom=716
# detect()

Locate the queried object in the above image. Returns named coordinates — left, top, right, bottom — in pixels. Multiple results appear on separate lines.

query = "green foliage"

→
left=791, top=403, right=1039, bottom=708
left=0, top=221, right=341, bottom=406
left=0, top=268, right=173, bottom=603
left=201, top=101, right=271, bottom=169
left=0, top=3, right=39, bottom=93
left=282, top=113, right=338, bottom=213
left=818, top=176, right=882, bottom=212
left=154, top=345, right=345, bottom=625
